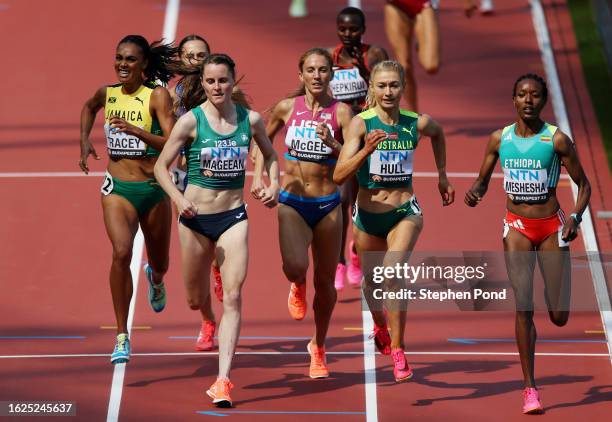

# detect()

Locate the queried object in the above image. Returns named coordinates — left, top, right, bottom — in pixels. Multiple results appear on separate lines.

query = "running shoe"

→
left=480, top=0, right=494, bottom=15
left=334, top=263, right=347, bottom=291
left=206, top=377, right=234, bottom=408
left=288, top=282, right=307, bottom=320
left=347, top=241, right=363, bottom=286
left=522, top=387, right=543, bottom=414
left=369, top=321, right=392, bottom=355
left=391, top=348, right=413, bottom=382
left=307, top=341, right=329, bottom=379
left=196, top=320, right=216, bottom=351
left=212, top=264, right=223, bottom=303
left=144, top=263, right=166, bottom=313
left=110, top=333, right=130, bottom=364
left=289, top=0, right=307, bottom=17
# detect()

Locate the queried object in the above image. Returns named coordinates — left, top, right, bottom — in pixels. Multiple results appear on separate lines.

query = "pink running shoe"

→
left=522, top=387, right=543, bottom=414
left=212, top=264, right=223, bottom=303
left=335, top=263, right=346, bottom=291
left=195, top=320, right=216, bottom=351
left=369, top=322, right=391, bottom=355
left=391, top=348, right=413, bottom=382
left=347, top=241, right=363, bottom=286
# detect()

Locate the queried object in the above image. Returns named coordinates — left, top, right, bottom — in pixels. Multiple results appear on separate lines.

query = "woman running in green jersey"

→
left=465, top=74, right=591, bottom=414
left=253, top=48, right=353, bottom=379
left=155, top=54, right=280, bottom=408
left=334, top=60, right=454, bottom=382
left=329, top=6, right=388, bottom=291
left=79, top=35, right=177, bottom=365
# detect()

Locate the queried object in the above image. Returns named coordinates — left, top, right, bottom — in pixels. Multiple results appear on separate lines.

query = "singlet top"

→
left=330, top=44, right=370, bottom=109
left=499, top=122, right=561, bottom=204
left=184, top=104, right=251, bottom=190
left=356, top=108, right=419, bottom=189
left=283, top=96, right=343, bottom=165
left=104, top=82, right=161, bottom=158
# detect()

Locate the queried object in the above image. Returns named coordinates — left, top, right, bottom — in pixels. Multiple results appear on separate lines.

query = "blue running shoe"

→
left=110, top=333, right=130, bottom=364
left=144, top=263, right=166, bottom=312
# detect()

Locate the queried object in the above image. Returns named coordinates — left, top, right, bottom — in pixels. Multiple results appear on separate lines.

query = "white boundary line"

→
left=106, top=0, right=181, bottom=420
left=361, top=295, right=378, bottom=422
left=530, top=0, right=612, bottom=365
left=0, top=171, right=572, bottom=180
left=0, top=351, right=608, bottom=359
left=105, top=229, right=144, bottom=422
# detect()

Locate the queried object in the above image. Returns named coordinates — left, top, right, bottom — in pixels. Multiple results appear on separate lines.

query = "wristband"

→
left=570, top=213, right=582, bottom=224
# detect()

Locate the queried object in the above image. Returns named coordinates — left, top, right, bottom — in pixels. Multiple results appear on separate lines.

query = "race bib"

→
left=284, top=123, right=334, bottom=163
left=200, top=146, right=248, bottom=179
left=330, top=67, right=367, bottom=101
left=503, top=168, right=549, bottom=203
left=104, top=124, right=147, bottom=158
left=369, top=148, right=414, bottom=183
left=100, top=172, right=114, bottom=196
left=171, top=167, right=187, bottom=192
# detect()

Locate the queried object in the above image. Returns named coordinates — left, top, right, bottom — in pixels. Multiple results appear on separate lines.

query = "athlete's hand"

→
left=364, top=130, right=386, bottom=154
left=260, top=183, right=280, bottom=208
left=463, top=0, right=477, bottom=17
left=316, top=123, right=338, bottom=150
left=176, top=196, right=197, bottom=219
left=79, top=141, right=100, bottom=174
left=561, top=218, right=579, bottom=242
left=464, top=189, right=482, bottom=207
left=438, top=176, right=455, bottom=206
left=109, top=117, right=141, bottom=136
left=250, top=176, right=265, bottom=200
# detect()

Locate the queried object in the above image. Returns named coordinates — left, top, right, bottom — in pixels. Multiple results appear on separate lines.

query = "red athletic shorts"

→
left=386, top=0, right=431, bottom=18
left=503, top=210, right=569, bottom=247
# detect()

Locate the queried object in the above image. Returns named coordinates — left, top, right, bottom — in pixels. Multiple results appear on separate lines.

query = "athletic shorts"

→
left=386, top=0, right=432, bottom=18
left=279, top=190, right=341, bottom=229
left=503, top=209, right=569, bottom=247
left=179, top=204, right=247, bottom=242
left=352, top=196, right=422, bottom=239
left=101, top=171, right=166, bottom=216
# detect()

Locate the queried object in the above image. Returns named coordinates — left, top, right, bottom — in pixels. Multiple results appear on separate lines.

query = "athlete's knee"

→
left=223, top=288, right=242, bottom=309
left=422, top=60, right=439, bottom=75
left=149, top=259, right=169, bottom=276
left=112, top=244, right=133, bottom=266
left=187, top=298, right=201, bottom=311
left=516, top=310, right=534, bottom=322
left=550, top=311, right=569, bottom=327
left=283, top=261, right=308, bottom=282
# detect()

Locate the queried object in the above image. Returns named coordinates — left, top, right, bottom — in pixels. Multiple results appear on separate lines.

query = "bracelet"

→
left=570, top=213, right=582, bottom=224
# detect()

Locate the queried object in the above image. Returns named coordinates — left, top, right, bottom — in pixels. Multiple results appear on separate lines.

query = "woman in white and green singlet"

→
left=79, top=35, right=177, bottom=365
left=465, top=74, right=591, bottom=414
left=334, top=60, right=454, bottom=383
left=155, top=54, right=280, bottom=408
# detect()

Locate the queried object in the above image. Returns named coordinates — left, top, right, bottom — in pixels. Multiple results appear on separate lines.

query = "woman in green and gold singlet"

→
left=79, top=35, right=177, bottom=365
left=465, top=74, right=590, bottom=414
left=334, top=60, right=454, bottom=383
left=155, top=54, right=280, bottom=408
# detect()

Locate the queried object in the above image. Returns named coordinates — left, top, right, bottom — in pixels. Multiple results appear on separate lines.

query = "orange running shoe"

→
left=288, top=282, right=307, bottom=320
left=212, top=264, right=223, bottom=303
left=195, top=320, right=216, bottom=351
left=307, top=341, right=329, bottom=379
left=206, top=377, right=234, bottom=408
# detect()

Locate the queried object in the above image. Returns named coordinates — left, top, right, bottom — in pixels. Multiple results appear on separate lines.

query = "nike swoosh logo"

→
left=319, top=203, right=333, bottom=209
left=296, top=111, right=309, bottom=116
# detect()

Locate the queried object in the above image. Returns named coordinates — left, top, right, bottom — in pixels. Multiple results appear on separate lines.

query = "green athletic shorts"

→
left=352, top=196, right=422, bottom=239
left=101, top=172, right=166, bottom=216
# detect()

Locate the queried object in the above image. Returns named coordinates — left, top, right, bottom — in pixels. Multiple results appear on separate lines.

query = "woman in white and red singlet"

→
left=252, top=48, right=352, bottom=379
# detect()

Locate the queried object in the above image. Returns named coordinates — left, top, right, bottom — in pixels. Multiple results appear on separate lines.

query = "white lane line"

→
left=530, top=0, right=612, bottom=365
left=361, top=295, right=378, bottom=422
left=0, top=171, right=572, bottom=179
left=1, top=351, right=608, bottom=359
left=105, top=229, right=144, bottom=422
left=162, top=0, right=180, bottom=42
